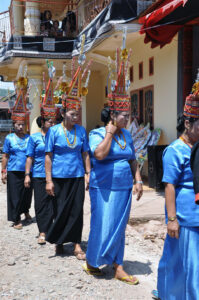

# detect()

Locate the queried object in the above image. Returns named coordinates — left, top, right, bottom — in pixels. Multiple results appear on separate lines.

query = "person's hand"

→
left=167, top=219, right=180, bottom=239
left=85, top=173, right=90, bottom=191
left=133, top=183, right=143, bottom=201
left=106, top=121, right=117, bottom=136
left=46, top=181, right=55, bottom=196
left=1, top=173, right=7, bottom=184
left=24, top=175, right=31, bottom=188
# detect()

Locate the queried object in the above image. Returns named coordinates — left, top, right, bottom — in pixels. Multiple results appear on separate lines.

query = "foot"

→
left=13, top=222, right=23, bottom=230
left=82, top=262, right=103, bottom=276
left=37, top=233, right=46, bottom=245
left=24, top=212, right=32, bottom=222
left=55, top=244, right=64, bottom=255
left=114, top=264, right=139, bottom=285
left=74, top=244, right=86, bottom=260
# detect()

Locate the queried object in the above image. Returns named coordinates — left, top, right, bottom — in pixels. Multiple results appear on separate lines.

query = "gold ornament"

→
left=81, top=87, right=88, bottom=96
left=112, top=132, right=127, bottom=150
left=53, top=96, right=60, bottom=104
left=121, top=48, right=128, bottom=60
left=17, top=77, right=28, bottom=89
left=192, top=82, right=199, bottom=94
left=59, top=82, right=69, bottom=93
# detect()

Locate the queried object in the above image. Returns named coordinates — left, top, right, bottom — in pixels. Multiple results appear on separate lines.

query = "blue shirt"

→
left=162, top=139, right=199, bottom=227
left=89, top=127, right=136, bottom=190
left=26, top=132, right=46, bottom=178
left=3, top=133, right=30, bottom=172
left=45, top=123, right=89, bottom=178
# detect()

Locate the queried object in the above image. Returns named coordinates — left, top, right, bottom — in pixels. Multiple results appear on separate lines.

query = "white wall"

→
left=128, top=34, right=178, bottom=144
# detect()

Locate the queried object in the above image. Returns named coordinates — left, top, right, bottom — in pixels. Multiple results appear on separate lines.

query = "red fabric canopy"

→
left=139, top=0, right=189, bottom=48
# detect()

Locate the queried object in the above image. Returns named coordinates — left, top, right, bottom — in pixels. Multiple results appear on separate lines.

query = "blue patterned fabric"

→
left=86, top=127, right=136, bottom=267
left=45, top=123, right=89, bottom=178
left=3, top=133, right=30, bottom=171
left=26, top=132, right=46, bottom=178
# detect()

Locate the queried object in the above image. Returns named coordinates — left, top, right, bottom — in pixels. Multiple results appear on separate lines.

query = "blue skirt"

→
left=158, top=226, right=199, bottom=300
left=86, top=187, right=132, bottom=268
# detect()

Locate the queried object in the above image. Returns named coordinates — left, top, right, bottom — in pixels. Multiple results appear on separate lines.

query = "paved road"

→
left=0, top=181, right=165, bottom=300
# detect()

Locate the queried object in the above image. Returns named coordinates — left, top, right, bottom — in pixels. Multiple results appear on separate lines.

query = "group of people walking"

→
left=2, top=37, right=199, bottom=297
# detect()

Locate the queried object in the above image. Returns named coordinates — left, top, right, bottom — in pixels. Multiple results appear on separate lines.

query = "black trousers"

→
left=46, top=177, right=85, bottom=245
left=33, top=177, right=54, bottom=233
left=7, top=171, right=32, bottom=223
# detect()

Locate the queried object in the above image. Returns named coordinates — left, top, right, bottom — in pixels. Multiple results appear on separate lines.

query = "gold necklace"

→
left=61, top=122, right=77, bottom=148
left=112, top=131, right=126, bottom=150
left=179, top=136, right=192, bottom=148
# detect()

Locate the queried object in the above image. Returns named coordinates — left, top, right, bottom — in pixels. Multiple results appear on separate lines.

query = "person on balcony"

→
left=154, top=77, right=199, bottom=299
left=83, top=45, right=143, bottom=284
left=40, top=23, right=48, bottom=37
left=1, top=77, right=32, bottom=230
left=50, top=20, right=63, bottom=38
left=42, top=10, right=52, bottom=33
left=24, top=73, right=57, bottom=245
left=62, top=11, right=76, bottom=38
left=45, top=53, right=91, bottom=257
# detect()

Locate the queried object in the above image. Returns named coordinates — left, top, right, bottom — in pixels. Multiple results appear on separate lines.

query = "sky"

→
left=0, top=0, right=11, bottom=13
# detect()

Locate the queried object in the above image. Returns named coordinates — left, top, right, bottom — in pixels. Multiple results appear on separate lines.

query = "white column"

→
left=12, top=0, right=24, bottom=36
left=24, top=2, right=40, bottom=36
left=27, top=65, right=43, bottom=134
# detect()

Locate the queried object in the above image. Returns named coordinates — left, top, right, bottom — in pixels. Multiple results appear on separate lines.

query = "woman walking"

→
left=84, top=42, right=143, bottom=284
left=1, top=77, right=32, bottom=229
left=45, top=47, right=92, bottom=257
left=24, top=72, right=57, bottom=244
left=156, top=79, right=199, bottom=300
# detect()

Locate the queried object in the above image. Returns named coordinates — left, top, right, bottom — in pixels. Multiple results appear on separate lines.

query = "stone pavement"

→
left=0, top=181, right=166, bottom=300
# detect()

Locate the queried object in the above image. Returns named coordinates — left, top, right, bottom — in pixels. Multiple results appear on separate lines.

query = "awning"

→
left=139, top=0, right=199, bottom=48
left=73, top=0, right=138, bottom=55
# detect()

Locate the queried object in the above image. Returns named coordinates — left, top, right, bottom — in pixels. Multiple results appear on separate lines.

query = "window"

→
left=130, top=86, right=154, bottom=129
left=130, top=66, right=134, bottom=82
left=149, top=57, right=154, bottom=76
left=139, top=62, right=143, bottom=80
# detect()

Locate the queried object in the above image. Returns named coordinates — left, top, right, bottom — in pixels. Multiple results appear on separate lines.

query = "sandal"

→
left=115, top=275, right=139, bottom=285
left=13, top=223, right=23, bottom=230
left=82, top=262, right=103, bottom=276
left=74, top=250, right=86, bottom=260
left=38, top=234, right=46, bottom=245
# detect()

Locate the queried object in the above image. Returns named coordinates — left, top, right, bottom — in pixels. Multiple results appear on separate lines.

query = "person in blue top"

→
left=1, top=115, right=32, bottom=230
left=155, top=84, right=199, bottom=300
left=83, top=106, right=143, bottom=284
left=24, top=115, right=57, bottom=245
left=45, top=107, right=90, bottom=257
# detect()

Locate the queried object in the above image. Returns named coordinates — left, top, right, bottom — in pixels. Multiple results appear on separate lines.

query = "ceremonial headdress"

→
left=107, top=28, right=132, bottom=112
left=56, top=35, right=92, bottom=111
left=9, top=67, right=30, bottom=124
left=40, top=60, right=57, bottom=119
left=184, top=70, right=199, bottom=118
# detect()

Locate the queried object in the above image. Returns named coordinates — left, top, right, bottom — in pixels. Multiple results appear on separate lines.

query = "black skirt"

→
left=7, top=171, right=33, bottom=223
left=33, top=177, right=54, bottom=233
left=46, top=177, right=85, bottom=245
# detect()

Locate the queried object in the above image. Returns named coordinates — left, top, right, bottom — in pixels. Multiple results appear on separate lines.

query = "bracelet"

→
left=85, top=170, right=91, bottom=175
left=107, top=131, right=113, bottom=135
left=136, top=181, right=143, bottom=184
left=1, top=169, right=6, bottom=174
left=168, top=216, right=177, bottom=222
left=25, top=173, right=30, bottom=176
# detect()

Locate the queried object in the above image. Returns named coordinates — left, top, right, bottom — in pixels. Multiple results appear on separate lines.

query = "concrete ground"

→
left=0, top=180, right=166, bottom=300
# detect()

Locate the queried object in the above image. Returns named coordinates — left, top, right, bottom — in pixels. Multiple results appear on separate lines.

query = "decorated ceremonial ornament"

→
left=184, top=69, right=199, bottom=119
left=107, top=27, right=132, bottom=113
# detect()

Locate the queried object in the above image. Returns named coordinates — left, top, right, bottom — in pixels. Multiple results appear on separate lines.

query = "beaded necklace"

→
left=112, top=131, right=126, bottom=150
left=61, top=122, right=77, bottom=149
left=14, top=134, right=27, bottom=149
left=179, top=136, right=192, bottom=149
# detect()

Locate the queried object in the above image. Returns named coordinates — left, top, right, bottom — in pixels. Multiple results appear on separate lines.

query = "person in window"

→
left=62, top=11, right=76, bottom=38
left=154, top=80, right=199, bottom=299
left=50, top=20, right=63, bottom=38
left=24, top=76, right=57, bottom=245
left=43, top=10, right=52, bottom=33
left=83, top=47, right=143, bottom=284
left=63, top=18, right=76, bottom=39
left=45, top=60, right=91, bottom=258
left=40, top=23, right=48, bottom=37
left=1, top=78, right=32, bottom=230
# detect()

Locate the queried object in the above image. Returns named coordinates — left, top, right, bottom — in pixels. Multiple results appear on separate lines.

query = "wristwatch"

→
left=168, top=216, right=177, bottom=222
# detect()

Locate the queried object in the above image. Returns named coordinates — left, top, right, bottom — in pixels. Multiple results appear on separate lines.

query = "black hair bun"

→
left=36, top=116, right=42, bottom=128
left=176, top=113, right=185, bottom=133
left=101, top=107, right=111, bottom=123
